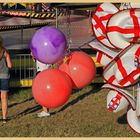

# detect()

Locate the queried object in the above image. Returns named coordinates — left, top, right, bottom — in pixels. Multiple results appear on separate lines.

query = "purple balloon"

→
left=30, top=26, right=68, bottom=64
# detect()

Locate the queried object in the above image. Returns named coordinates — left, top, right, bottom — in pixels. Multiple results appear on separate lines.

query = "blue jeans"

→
left=0, top=79, right=9, bottom=92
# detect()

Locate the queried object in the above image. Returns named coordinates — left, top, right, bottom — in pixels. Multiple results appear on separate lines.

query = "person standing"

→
left=0, top=37, right=12, bottom=123
left=36, top=60, right=51, bottom=117
left=31, top=53, right=51, bottom=118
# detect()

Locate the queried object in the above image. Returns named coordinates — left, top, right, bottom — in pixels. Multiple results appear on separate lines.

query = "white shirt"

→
left=36, top=60, right=51, bottom=72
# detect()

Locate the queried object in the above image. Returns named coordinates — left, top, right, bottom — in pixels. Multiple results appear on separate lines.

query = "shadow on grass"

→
left=8, top=97, right=34, bottom=108
left=9, top=104, right=42, bottom=120
left=8, top=87, right=33, bottom=108
left=9, top=83, right=104, bottom=119
left=51, top=83, right=103, bottom=115
left=9, top=87, right=31, bottom=97
left=9, top=104, right=44, bottom=120
left=117, top=113, right=127, bottom=124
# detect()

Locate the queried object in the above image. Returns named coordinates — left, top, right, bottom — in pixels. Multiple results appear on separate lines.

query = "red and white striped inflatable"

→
left=107, top=90, right=129, bottom=113
left=89, top=40, right=118, bottom=66
left=96, top=51, right=112, bottom=66
left=136, top=88, right=140, bottom=117
left=103, top=44, right=140, bottom=88
left=89, top=40, right=118, bottom=58
left=107, top=9, right=140, bottom=50
left=90, top=2, right=140, bottom=134
left=102, top=84, right=136, bottom=110
left=127, top=109, right=140, bottom=134
left=120, top=3, right=140, bottom=10
left=91, top=3, right=119, bottom=49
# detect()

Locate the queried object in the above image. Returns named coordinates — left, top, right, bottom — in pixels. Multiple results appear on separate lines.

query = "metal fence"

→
left=10, top=53, right=36, bottom=88
left=0, top=9, right=103, bottom=88
left=9, top=51, right=103, bottom=88
left=57, top=10, right=93, bottom=49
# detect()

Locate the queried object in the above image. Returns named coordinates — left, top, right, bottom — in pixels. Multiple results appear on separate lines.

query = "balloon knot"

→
left=63, top=56, right=70, bottom=63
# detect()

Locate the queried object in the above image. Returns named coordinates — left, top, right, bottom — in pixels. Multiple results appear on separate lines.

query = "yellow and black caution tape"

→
left=0, top=11, right=66, bottom=19
left=0, top=21, right=54, bottom=32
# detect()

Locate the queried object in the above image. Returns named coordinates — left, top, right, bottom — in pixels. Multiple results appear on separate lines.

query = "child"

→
left=36, top=60, right=51, bottom=117
left=31, top=53, right=51, bottom=118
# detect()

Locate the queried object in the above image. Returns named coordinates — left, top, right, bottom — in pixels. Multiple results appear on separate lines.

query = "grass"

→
left=0, top=83, right=138, bottom=137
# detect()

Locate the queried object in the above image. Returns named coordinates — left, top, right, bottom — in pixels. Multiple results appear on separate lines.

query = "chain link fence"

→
left=58, top=10, right=93, bottom=49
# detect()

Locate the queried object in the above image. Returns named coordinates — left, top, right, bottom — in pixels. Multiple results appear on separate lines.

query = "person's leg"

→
left=42, top=106, right=49, bottom=113
left=37, top=106, right=50, bottom=117
left=1, top=79, right=9, bottom=122
left=1, top=91, right=8, bottom=120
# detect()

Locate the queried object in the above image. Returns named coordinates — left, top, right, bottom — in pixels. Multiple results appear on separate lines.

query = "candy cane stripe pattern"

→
left=107, top=90, right=129, bottom=112
left=107, top=9, right=140, bottom=50
left=92, top=3, right=119, bottom=49
left=90, top=3, right=140, bottom=134
left=103, top=44, right=140, bottom=88
left=89, top=40, right=118, bottom=58
left=96, top=51, right=112, bottom=66
left=108, top=95, right=121, bottom=112
left=102, top=84, right=136, bottom=110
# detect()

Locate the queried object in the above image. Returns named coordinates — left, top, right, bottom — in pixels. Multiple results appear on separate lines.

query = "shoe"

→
left=37, top=111, right=50, bottom=118
left=2, top=119, right=7, bottom=124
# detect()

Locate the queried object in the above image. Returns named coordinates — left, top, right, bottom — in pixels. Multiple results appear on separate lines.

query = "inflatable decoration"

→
left=89, top=3, right=140, bottom=134
left=120, top=3, right=140, bottom=10
left=30, top=26, right=67, bottom=64
left=91, top=3, right=119, bottom=49
left=107, top=9, right=140, bottom=49
left=59, top=51, right=96, bottom=89
left=32, top=69, right=72, bottom=108
left=106, top=90, right=129, bottom=112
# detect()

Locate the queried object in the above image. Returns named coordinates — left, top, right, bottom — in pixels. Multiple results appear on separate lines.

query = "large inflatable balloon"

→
left=30, top=26, right=68, bottom=64
left=89, top=2, right=140, bottom=135
left=32, top=69, right=72, bottom=108
left=59, top=51, right=96, bottom=89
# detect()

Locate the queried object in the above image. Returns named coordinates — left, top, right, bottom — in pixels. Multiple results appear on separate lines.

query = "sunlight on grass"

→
left=0, top=84, right=138, bottom=137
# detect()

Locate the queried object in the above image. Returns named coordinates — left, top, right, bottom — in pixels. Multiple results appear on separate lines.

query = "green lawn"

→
left=0, top=84, right=138, bottom=137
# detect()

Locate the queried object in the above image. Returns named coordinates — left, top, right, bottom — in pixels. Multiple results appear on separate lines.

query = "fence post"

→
left=55, top=7, right=58, bottom=28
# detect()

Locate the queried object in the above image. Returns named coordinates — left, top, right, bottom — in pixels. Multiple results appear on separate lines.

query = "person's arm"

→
left=5, top=50, right=12, bottom=69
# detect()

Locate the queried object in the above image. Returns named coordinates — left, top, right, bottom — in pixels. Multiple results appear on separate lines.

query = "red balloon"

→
left=32, top=69, right=72, bottom=108
left=59, top=51, right=96, bottom=89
